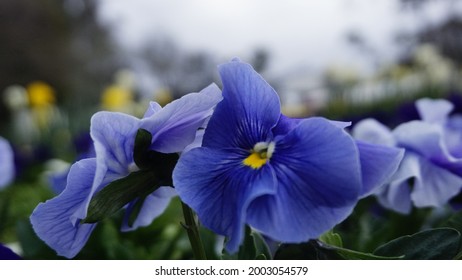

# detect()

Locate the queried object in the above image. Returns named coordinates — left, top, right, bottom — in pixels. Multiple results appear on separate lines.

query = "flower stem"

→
left=181, top=202, right=207, bottom=260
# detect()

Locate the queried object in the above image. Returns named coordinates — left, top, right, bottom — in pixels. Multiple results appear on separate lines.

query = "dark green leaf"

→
left=222, top=226, right=271, bottom=260
left=134, top=129, right=153, bottom=169
left=274, top=241, right=341, bottom=260
left=374, top=227, right=461, bottom=259
left=133, top=129, right=179, bottom=176
left=318, top=241, right=403, bottom=260
left=83, top=170, right=162, bottom=223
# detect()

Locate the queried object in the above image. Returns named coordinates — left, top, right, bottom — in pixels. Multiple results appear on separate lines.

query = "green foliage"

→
left=222, top=226, right=271, bottom=260
left=374, top=228, right=461, bottom=260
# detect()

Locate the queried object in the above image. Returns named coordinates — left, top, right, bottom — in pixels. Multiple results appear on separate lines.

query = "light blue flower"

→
left=353, top=98, right=462, bottom=213
left=173, top=59, right=403, bottom=253
left=0, top=137, right=14, bottom=188
left=30, top=85, right=222, bottom=258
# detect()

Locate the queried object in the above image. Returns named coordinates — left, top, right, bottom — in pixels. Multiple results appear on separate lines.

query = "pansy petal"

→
left=416, top=98, right=453, bottom=124
left=272, top=114, right=302, bottom=136
left=412, top=156, right=462, bottom=208
left=121, top=187, right=176, bottom=231
left=90, top=111, right=139, bottom=175
left=247, top=118, right=361, bottom=242
left=0, top=243, right=21, bottom=260
left=0, top=137, right=14, bottom=188
left=30, top=159, right=98, bottom=258
left=356, top=140, right=404, bottom=197
left=173, top=147, right=277, bottom=253
left=352, top=118, right=395, bottom=146
left=74, top=112, right=140, bottom=221
left=203, top=60, right=281, bottom=150
left=376, top=181, right=412, bottom=214
left=375, top=152, right=420, bottom=213
left=143, top=101, right=162, bottom=118
left=393, top=121, right=462, bottom=176
left=140, top=84, right=222, bottom=153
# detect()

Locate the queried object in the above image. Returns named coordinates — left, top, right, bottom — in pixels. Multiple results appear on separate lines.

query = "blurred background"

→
left=1, top=0, right=462, bottom=259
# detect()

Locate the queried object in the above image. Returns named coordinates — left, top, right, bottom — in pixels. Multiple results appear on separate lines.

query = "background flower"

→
left=353, top=98, right=462, bottom=213
left=0, top=137, right=15, bottom=188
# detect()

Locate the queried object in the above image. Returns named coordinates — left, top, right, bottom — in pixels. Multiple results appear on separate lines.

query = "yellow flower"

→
left=27, top=81, right=56, bottom=107
left=101, top=85, right=133, bottom=111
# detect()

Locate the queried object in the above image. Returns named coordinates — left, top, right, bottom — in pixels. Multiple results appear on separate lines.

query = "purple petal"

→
left=30, top=159, right=98, bottom=258
left=356, top=140, right=404, bottom=197
left=393, top=121, right=462, bottom=177
left=143, top=101, right=162, bottom=118
left=75, top=112, right=141, bottom=221
left=121, top=187, right=176, bottom=231
left=0, top=137, right=14, bottom=188
left=173, top=147, right=277, bottom=253
left=376, top=181, right=413, bottom=214
left=416, top=98, right=453, bottom=125
left=246, top=118, right=362, bottom=243
left=412, top=155, right=462, bottom=208
left=202, top=60, right=281, bottom=150
left=141, top=83, right=222, bottom=153
left=352, top=118, right=396, bottom=146
left=0, top=243, right=21, bottom=260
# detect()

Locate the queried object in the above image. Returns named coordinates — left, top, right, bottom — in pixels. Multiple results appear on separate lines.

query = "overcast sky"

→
left=97, top=0, right=459, bottom=76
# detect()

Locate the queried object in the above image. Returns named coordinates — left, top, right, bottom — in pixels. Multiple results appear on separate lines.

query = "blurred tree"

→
left=0, top=0, right=122, bottom=133
left=397, top=0, right=462, bottom=66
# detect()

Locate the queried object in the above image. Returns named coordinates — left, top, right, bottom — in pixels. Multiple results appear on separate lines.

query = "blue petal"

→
left=141, top=84, right=222, bottom=153
left=0, top=137, right=14, bottom=188
left=121, top=187, right=176, bottom=231
left=246, top=118, right=362, bottom=243
left=272, top=114, right=302, bottom=136
left=376, top=181, right=412, bottom=214
left=393, top=121, right=462, bottom=177
left=412, top=154, right=462, bottom=208
left=75, top=112, right=141, bottom=221
left=356, top=140, right=404, bottom=197
left=416, top=98, right=453, bottom=125
left=143, top=101, right=162, bottom=118
left=30, top=159, right=98, bottom=258
left=375, top=152, right=422, bottom=213
left=202, top=60, right=281, bottom=150
left=173, top=147, right=277, bottom=253
left=446, top=115, right=462, bottom=158
left=0, top=243, right=21, bottom=260
left=352, top=118, right=396, bottom=146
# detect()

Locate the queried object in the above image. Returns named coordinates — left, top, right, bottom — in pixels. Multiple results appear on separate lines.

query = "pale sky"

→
left=97, top=0, right=459, bottom=76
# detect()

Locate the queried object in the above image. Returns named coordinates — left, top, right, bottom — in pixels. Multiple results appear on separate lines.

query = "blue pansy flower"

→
left=353, top=98, right=462, bottom=213
left=0, top=137, right=15, bottom=188
left=173, top=59, right=403, bottom=252
left=30, top=85, right=222, bottom=258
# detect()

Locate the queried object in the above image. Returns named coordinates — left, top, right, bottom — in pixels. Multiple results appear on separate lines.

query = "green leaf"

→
left=374, top=227, right=461, bottom=260
left=317, top=230, right=400, bottom=260
left=222, top=226, right=271, bottom=260
left=274, top=241, right=341, bottom=260
left=134, top=129, right=154, bottom=169
left=83, top=170, right=162, bottom=223
left=318, top=241, right=403, bottom=260
left=133, top=129, right=179, bottom=175
left=319, top=230, right=343, bottom=247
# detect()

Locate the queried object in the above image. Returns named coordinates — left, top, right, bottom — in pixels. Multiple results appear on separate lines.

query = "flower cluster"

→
left=30, top=59, right=462, bottom=259
left=353, top=98, right=462, bottom=213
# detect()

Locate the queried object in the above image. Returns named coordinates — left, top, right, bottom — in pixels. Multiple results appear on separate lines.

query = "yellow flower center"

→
left=243, top=142, right=275, bottom=169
